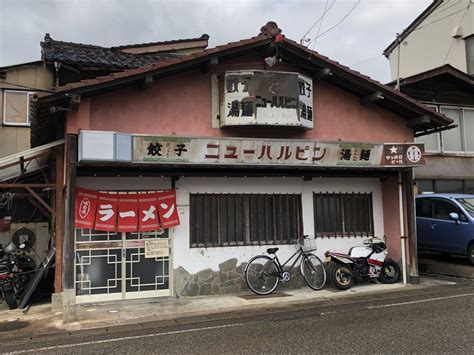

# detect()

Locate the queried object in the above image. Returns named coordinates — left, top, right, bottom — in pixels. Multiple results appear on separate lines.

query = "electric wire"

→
left=308, top=0, right=361, bottom=45
left=300, top=0, right=337, bottom=44
left=412, top=6, right=469, bottom=33
left=349, top=54, right=384, bottom=67
left=312, top=0, right=330, bottom=50
left=443, top=4, right=470, bottom=64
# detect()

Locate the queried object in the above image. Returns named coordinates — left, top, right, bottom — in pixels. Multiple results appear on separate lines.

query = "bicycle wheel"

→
left=245, top=255, right=280, bottom=295
left=301, top=253, right=326, bottom=290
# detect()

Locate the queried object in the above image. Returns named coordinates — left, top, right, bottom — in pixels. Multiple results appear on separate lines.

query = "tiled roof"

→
left=35, top=33, right=453, bottom=131
left=112, top=34, right=209, bottom=50
left=387, top=64, right=474, bottom=87
left=41, top=35, right=183, bottom=70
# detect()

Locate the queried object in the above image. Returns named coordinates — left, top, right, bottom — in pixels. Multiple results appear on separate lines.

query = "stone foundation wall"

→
left=174, top=257, right=307, bottom=296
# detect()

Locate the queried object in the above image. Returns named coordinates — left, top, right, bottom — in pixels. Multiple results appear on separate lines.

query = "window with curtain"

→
left=3, top=90, right=32, bottom=125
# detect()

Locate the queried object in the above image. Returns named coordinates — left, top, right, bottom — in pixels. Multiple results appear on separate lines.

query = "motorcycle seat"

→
left=267, top=248, right=279, bottom=254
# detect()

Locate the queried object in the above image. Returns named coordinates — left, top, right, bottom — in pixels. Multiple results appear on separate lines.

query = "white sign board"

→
left=144, top=239, right=169, bottom=258
left=219, top=70, right=313, bottom=129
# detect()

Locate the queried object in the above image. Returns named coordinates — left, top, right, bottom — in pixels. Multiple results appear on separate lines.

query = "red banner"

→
left=94, top=193, right=118, bottom=231
left=156, top=190, right=180, bottom=228
left=75, top=188, right=179, bottom=232
left=75, top=188, right=98, bottom=229
left=138, top=193, right=161, bottom=231
left=117, top=194, right=139, bottom=232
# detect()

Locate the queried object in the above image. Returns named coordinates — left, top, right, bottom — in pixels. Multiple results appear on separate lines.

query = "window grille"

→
left=190, top=193, right=303, bottom=247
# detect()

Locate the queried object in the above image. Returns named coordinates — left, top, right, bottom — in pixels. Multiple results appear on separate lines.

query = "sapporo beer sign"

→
left=74, top=188, right=180, bottom=232
left=220, top=70, right=313, bottom=129
left=381, top=144, right=425, bottom=166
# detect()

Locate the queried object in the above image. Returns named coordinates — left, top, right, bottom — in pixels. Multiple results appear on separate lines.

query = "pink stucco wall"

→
left=67, top=54, right=415, bottom=261
left=67, top=56, right=412, bottom=144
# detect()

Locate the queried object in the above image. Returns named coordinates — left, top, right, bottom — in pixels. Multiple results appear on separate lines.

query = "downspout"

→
left=54, top=61, right=61, bottom=87
left=398, top=170, right=407, bottom=284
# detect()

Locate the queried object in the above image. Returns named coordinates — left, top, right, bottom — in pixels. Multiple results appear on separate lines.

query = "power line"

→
left=413, top=7, right=468, bottom=32
left=308, top=0, right=361, bottom=45
left=443, top=4, right=470, bottom=64
left=300, top=0, right=337, bottom=44
left=349, top=54, right=384, bottom=67
left=312, top=0, right=330, bottom=50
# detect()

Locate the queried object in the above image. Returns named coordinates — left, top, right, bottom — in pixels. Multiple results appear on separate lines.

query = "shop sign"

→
left=144, top=239, right=169, bottom=258
left=381, top=144, right=425, bottom=166
left=74, top=189, right=180, bottom=232
left=220, top=71, right=313, bottom=129
left=133, top=136, right=384, bottom=167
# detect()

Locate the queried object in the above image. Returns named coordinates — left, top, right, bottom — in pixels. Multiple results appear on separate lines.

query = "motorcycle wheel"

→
left=377, top=258, right=401, bottom=284
left=330, top=263, right=354, bottom=290
left=3, top=289, right=18, bottom=310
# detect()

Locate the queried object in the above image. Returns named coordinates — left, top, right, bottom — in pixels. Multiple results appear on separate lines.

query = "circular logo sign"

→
left=406, top=146, right=422, bottom=163
left=79, top=197, right=91, bottom=219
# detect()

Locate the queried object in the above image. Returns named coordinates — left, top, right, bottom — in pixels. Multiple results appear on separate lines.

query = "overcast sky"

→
left=0, top=0, right=432, bottom=83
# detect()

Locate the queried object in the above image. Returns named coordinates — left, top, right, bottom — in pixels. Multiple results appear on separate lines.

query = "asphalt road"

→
left=2, top=280, right=473, bottom=354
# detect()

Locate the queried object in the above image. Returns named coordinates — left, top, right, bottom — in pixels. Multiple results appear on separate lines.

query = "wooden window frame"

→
left=189, top=193, right=303, bottom=248
left=313, top=192, right=374, bottom=238
left=3, top=90, right=33, bottom=127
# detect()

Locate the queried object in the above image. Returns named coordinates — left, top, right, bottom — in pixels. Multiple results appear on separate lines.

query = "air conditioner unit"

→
left=7, top=223, right=50, bottom=265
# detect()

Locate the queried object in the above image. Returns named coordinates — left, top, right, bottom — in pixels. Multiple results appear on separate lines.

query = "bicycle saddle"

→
left=266, top=247, right=279, bottom=254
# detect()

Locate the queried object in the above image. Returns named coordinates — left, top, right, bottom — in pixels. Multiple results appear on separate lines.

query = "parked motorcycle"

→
left=324, top=237, right=400, bottom=290
left=0, top=242, right=35, bottom=309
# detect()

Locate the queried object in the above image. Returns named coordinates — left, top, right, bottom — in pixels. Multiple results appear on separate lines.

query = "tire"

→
left=377, top=258, right=401, bottom=284
left=245, top=255, right=280, bottom=295
left=301, top=253, right=326, bottom=290
left=468, top=244, right=474, bottom=266
left=3, top=289, right=18, bottom=310
left=330, top=263, right=354, bottom=290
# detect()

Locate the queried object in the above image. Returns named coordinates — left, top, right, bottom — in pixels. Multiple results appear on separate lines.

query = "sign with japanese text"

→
left=156, top=190, right=180, bottom=228
left=133, top=136, right=388, bottom=167
left=74, top=188, right=98, bottom=229
left=117, top=194, right=139, bottom=232
left=94, top=193, right=118, bottom=231
left=144, top=239, right=169, bottom=258
left=75, top=188, right=180, bottom=232
left=219, top=71, right=313, bottom=129
left=381, top=144, right=425, bottom=166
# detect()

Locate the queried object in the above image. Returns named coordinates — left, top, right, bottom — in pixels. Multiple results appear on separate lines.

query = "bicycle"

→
left=244, top=235, right=327, bottom=295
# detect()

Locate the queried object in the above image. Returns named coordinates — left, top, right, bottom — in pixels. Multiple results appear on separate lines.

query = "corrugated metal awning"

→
left=0, top=139, right=64, bottom=182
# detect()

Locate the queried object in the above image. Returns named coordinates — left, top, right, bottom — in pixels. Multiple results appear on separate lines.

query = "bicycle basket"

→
left=301, top=238, right=318, bottom=252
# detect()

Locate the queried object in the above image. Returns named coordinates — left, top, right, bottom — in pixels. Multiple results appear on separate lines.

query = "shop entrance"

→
left=75, top=229, right=170, bottom=303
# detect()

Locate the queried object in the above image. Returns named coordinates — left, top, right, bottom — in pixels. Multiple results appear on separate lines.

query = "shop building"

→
left=31, top=23, right=453, bottom=317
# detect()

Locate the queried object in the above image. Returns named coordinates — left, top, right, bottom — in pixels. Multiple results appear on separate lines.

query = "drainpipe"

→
left=395, top=33, right=401, bottom=91
left=54, top=61, right=61, bottom=87
left=398, top=170, right=407, bottom=284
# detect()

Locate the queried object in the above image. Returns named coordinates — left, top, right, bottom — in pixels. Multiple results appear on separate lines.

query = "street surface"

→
left=1, top=279, right=473, bottom=354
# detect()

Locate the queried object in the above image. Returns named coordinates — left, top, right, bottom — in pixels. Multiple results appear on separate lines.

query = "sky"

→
left=0, top=0, right=432, bottom=84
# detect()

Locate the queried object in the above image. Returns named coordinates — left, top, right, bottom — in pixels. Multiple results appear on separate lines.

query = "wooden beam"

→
left=0, top=183, right=56, bottom=188
left=26, top=197, right=51, bottom=219
left=54, top=145, right=65, bottom=294
left=361, top=91, right=384, bottom=104
left=25, top=186, right=54, bottom=215
left=407, top=115, right=431, bottom=128
left=63, top=134, right=77, bottom=292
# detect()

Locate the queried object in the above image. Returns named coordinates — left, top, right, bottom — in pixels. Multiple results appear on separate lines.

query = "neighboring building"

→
left=384, top=0, right=473, bottom=80
left=0, top=61, right=53, bottom=158
left=32, top=22, right=452, bottom=318
left=0, top=34, right=210, bottom=307
left=40, top=33, right=209, bottom=86
left=384, top=1, right=474, bottom=194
